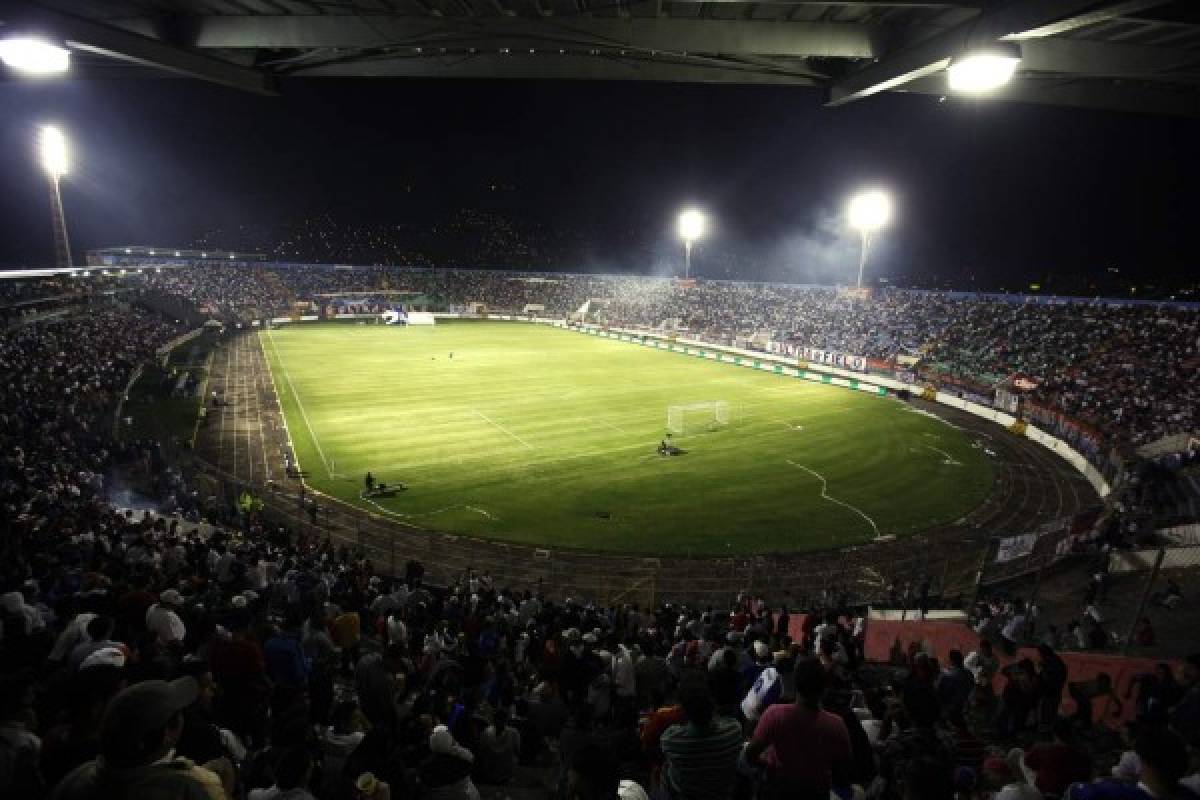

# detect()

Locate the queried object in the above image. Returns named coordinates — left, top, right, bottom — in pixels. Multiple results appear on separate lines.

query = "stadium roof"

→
left=2, top=1, right=1199, bottom=117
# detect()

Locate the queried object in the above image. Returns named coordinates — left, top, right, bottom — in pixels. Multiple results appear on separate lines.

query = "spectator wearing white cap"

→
left=146, top=590, right=187, bottom=646
left=741, top=644, right=784, bottom=722
left=418, top=725, right=479, bottom=800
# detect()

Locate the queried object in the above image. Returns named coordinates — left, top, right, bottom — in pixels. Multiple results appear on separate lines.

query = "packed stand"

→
left=4, top=516, right=1200, bottom=800
left=139, top=266, right=1199, bottom=449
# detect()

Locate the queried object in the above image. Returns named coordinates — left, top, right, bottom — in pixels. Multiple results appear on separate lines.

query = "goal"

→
left=667, top=401, right=730, bottom=435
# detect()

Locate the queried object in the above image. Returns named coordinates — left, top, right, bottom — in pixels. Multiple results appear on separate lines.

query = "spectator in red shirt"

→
left=1023, top=718, right=1093, bottom=797
left=746, top=656, right=852, bottom=800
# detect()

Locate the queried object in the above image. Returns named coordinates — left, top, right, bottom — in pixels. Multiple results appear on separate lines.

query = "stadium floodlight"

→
left=847, top=189, right=892, bottom=289
left=0, top=37, right=70, bottom=74
left=40, top=125, right=68, bottom=177
left=947, top=44, right=1021, bottom=93
left=677, top=209, right=706, bottom=279
left=39, top=126, right=72, bottom=267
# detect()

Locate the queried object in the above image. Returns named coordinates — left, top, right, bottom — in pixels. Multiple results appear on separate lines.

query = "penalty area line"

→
left=473, top=408, right=535, bottom=450
left=786, top=459, right=882, bottom=540
left=361, top=496, right=497, bottom=521
left=923, top=444, right=962, bottom=465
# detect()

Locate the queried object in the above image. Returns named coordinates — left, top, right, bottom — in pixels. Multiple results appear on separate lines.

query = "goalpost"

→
left=666, top=401, right=730, bottom=435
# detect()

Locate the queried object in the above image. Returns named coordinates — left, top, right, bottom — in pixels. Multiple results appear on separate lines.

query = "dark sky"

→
left=1, top=76, right=1198, bottom=287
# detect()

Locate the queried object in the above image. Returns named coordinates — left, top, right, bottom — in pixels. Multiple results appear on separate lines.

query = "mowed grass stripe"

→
left=261, top=321, right=994, bottom=555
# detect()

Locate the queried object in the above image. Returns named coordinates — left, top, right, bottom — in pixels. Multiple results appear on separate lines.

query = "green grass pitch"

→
left=262, top=320, right=994, bottom=555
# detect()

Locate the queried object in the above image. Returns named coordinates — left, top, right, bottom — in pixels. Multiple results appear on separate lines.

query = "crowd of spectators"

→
left=0, top=278, right=1198, bottom=800
left=137, top=266, right=1199, bottom=449
left=3, top=501, right=1200, bottom=800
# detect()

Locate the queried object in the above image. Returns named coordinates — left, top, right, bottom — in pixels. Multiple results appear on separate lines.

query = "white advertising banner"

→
left=995, top=533, right=1038, bottom=563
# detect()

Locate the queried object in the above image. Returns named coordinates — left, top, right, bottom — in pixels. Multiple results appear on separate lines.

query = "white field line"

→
left=370, top=408, right=812, bottom=475
left=923, top=443, right=962, bottom=465
left=266, top=328, right=333, bottom=478
left=190, top=348, right=214, bottom=448
left=473, top=408, right=535, bottom=449
left=237, top=332, right=251, bottom=482
left=361, top=496, right=497, bottom=521
left=253, top=336, right=272, bottom=481
left=374, top=438, right=662, bottom=474
left=259, top=332, right=293, bottom=475
left=596, top=417, right=627, bottom=434
left=786, top=459, right=882, bottom=540
left=903, top=405, right=971, bottom=431
left=220, top=335, right=231, bottom=470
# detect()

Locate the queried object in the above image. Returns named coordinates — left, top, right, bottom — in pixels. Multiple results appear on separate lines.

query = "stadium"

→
left=3, top=3, right=1200, bottom=800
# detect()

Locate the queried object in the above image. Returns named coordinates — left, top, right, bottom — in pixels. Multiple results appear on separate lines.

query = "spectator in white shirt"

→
left=146, top=589, right=187, bottom=645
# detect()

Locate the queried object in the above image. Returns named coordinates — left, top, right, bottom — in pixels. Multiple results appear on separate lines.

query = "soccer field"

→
left=261, top=321, right=995, bottom=555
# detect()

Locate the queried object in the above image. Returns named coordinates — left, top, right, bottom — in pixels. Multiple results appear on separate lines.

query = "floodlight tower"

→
left=40, top=126, right=72, bottom=268
left=677, top=209, right=706, bottom=279
left=847, top=190, right=891, bottom=289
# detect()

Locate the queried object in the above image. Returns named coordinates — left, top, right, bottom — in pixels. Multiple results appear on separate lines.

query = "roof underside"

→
left=2, top=0, right=1199, bottom=116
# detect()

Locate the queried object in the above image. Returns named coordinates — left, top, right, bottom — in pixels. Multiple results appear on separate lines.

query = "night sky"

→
left=1, top=76, right=1198, bottom=287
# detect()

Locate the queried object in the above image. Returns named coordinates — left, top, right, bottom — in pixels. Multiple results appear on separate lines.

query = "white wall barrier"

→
left=155, top=326, right=206, bottom=359
left=1109, top=546, right=1200, bottom=573
left=1159, top=524, right=1200, bottom=546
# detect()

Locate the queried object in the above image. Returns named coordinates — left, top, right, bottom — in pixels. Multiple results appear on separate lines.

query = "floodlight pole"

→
left=684, top=239, right=693, bottom=280
left=47, top=172, right=72, bottom=268
left=856, top=229, right=872, bottom=290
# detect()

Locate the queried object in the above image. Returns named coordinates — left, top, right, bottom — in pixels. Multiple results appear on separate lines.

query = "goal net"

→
left=667, top=401, right=730, bottom=435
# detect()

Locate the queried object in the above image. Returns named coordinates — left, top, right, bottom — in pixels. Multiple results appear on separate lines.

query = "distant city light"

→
left=148, top=249, right=156, bottom=255
left=124, top=248, right=132, bottom=254
left=39, top=126, right=68, bottom=176
left=229, top=253, right=236, bottom=259
left=174, top=250, right=181, bottom=257
left=948, top=46, right=1021, bottom=93
left=0, top=37, right=69, bottom=74
left=201, top=252, right=207, bottom=258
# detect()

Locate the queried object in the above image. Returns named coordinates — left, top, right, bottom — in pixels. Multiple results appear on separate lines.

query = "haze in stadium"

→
left=2, top=4, right=1200, bottom=799
left=2, top=79, right=1199, bottom=289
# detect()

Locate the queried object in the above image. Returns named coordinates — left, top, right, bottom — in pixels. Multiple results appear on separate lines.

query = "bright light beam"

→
left=0, top=37, right=70, bottom=74
left=847, top=190, right=892, bottom=289
left=948, top=49, right=1020, bottom=93
left=40, top=126, right=68, bottom=177
left=677, top=209, right=706, bottom=280
left=847, top=190, right=891, bottom=233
